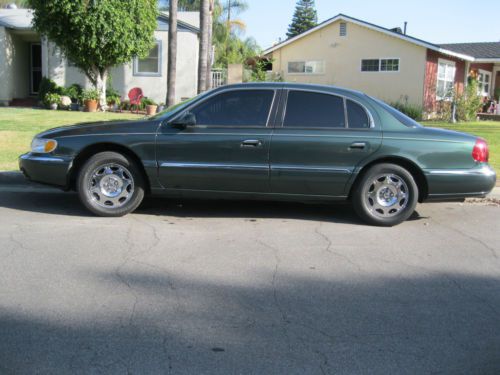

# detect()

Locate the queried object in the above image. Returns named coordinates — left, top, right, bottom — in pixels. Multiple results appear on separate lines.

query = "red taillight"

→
left=472, top=138, right=489, bottom=163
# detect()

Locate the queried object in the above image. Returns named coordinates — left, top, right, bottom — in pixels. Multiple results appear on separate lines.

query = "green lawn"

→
left=0, top=108, right=138, bottom=170
left=423, top=121, right=500, bottom=172
left=0, top=108, right=499, bottom=173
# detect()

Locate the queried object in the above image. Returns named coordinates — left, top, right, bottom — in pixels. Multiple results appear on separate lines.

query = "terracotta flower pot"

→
left=146, top=104, right=158, bottom=116
left=84, top=99, right=98, bottom=112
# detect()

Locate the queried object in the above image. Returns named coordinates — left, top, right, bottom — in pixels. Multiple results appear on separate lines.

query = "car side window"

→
left=347, top=100, right=371, bottom=129
left=189, top=89, right=274, bottom=127
left=283, top=91, right=345, bottom=128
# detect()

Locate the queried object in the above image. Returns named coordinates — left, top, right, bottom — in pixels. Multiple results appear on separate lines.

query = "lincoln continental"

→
left=19, top=83, right=496, bottom=226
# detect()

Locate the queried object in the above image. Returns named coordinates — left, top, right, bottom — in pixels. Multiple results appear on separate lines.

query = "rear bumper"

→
left=19, top=153, right=72, bottom=188
left=424, top=165, right=496, bottom=201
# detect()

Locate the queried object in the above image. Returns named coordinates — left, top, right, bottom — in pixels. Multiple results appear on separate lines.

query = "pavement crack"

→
left=315, top=223, right=362, bottom=271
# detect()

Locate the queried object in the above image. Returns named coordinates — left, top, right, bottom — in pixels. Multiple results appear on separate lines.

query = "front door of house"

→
left=30, top=43, right=42, bottom=96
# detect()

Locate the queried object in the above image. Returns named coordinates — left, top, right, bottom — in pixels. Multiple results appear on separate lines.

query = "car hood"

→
left=37, top=119, right=161, bottom=138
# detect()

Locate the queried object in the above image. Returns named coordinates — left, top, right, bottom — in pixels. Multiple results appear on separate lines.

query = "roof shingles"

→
left=439, top=42, right=500, bottom=59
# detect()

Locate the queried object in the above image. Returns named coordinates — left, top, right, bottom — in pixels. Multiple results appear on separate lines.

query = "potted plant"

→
left=142, top=98, right=158, bottom=115
left=65, top=84, right=83, bottom=111
left=44, top=93, right=61, bottom=110
left=157, top=102, right=165, bottom=113
left=81, top=88, right=100, bottom=112
left=107, top=94, right=121, bottom=112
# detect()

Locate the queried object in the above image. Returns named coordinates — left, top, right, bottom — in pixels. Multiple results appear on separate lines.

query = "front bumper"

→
left=424, top=165, right=496, bottom=201
left=19, top=153, right=73, bottom=188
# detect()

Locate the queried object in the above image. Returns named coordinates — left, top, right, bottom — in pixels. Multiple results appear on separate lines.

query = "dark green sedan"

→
left=19, top=83, right=496, bottom=226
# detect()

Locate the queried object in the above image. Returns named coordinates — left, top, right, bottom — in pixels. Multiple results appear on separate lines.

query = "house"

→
left=263, top=14, right=500, bottom=117
left=0, top=9, right=200, bottom=106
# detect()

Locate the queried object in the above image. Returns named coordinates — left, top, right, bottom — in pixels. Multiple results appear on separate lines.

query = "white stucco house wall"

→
left=0, top=9, right=200, bottom=106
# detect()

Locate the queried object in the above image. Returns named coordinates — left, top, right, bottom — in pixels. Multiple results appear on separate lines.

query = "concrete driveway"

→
left=0, top=173, right=499, bottom=374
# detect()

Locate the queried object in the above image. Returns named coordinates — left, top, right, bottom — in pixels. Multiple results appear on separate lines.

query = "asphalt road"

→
left=0, top=177, right=499, bottom=374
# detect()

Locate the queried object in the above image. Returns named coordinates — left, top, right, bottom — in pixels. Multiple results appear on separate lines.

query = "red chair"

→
left=128, top=87, right=144, bottom=114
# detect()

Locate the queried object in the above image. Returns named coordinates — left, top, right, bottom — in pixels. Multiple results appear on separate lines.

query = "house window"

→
left=361, top=59, right=380, bottom=72
left=134, top=41, right=161, bottom=76
left=381, top=58, right=399, bottom=71
left=287, top=60, right=325, bottom=74
left=477, top=69, right=491, bottom=96
left=340, top=22, right=347, bottom=36
left=361, top=58, right=400, bottom=72
left=436, top=58, right=456, bottom=100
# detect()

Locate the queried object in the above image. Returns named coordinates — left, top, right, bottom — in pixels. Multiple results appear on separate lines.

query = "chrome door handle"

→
left=349, top=142, right=367, bottom=150
left=241, top=139, right=262, bottom=148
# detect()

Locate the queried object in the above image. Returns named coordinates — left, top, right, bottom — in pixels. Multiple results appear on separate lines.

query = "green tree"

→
left=28, top=0, right=158, bottom=109
left=286, top=0, right=317, bottom=39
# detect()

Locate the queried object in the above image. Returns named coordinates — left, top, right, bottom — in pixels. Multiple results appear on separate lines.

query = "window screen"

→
left=283, top=91, right=345, bottom=128
left=347, top=100, right=370, bottom=129
left=190, top=90, right=274, bottom=127
left=361, top=59, right=380, bottom=72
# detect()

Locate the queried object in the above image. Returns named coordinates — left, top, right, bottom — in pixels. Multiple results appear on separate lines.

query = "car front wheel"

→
left=77, top=151, right=145, bottom=217
left=352, top=163, right=418, bottom=226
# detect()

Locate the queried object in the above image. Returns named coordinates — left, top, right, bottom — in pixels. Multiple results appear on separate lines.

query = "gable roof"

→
left=440, top=42, right=500, bottom=62
left=0, top=9, right=199, bottom=33
left=263, top=14, right=475, bottom=62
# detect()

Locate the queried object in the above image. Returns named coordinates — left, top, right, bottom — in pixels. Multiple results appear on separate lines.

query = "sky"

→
left=240, top=0, right=500, bottom=50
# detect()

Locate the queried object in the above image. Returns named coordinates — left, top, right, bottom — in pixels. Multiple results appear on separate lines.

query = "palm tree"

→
left=198, top=0, right=210, bottom=93
left=166, top=0, right=178, bottom=106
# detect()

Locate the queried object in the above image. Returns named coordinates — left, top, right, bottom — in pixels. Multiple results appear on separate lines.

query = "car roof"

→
left=215, top=82, right=366, bottom=98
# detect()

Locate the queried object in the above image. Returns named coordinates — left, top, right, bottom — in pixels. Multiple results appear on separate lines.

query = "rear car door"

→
left=156, top=88, right=279, bottom=193
left=270, top=89, right=382, bottom=197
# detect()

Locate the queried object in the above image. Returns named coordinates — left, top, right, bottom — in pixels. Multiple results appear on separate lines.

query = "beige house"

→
left=263, top=14, right=500, bottom=115
left=0, top=9, right=200, bottom=106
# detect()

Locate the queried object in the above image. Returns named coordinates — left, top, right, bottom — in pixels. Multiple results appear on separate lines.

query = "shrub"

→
left=141, top=97, right=157, bottom=106
left=43, top=92, right=61, bottom=107
left=81, top=88, right=100, bottom=102
left=455, top=78, right=482, bottom=122
left=106, top=86, right=121, bottom=105
left=389, top=101, right=423, bottom=121
left=38, top=77, right=64, bottom=101
left=65, top=84, right=83, bottom=103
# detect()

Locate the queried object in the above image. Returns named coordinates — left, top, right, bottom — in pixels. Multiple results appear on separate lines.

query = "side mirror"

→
left=169, top=112, right=196, bottom=129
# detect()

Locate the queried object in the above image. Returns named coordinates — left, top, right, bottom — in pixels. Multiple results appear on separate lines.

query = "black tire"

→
left=352, top=163, right=418, bottom=226
left=77, top=151, right=145, bottom=217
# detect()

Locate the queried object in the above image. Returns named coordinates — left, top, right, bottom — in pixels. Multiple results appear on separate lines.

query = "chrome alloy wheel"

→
left=364, top=174, right=409, bottom=218
left=87, top=163, right=134, bottom=208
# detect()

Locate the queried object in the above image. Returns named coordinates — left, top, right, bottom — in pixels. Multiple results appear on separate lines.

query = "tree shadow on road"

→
left=0, top=270, right=499, bottom=374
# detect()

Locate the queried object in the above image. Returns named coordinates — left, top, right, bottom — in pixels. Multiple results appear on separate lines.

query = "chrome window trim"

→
left=280, top=88, right=375, bottom=130
left=168, top=87, right=279, bottom=129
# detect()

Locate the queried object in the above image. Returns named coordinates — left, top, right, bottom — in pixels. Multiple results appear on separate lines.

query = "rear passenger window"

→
left=283, top=91, right=345, bottom=128
left=347, top=100, right=370, bottom=129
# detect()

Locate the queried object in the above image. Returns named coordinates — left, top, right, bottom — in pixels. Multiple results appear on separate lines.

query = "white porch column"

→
left=41, top=36, right=49, bottom=78
left=0, top=27, right=14, bottom=105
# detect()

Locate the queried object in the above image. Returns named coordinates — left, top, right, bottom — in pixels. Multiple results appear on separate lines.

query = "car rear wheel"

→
left=352, top=163, right=418, bottom=226
left=77, top=151, right=145, bottom=217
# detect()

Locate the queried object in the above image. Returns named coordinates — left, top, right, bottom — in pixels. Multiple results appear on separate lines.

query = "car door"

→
left=270, top=89, right=382, bottom=197
left=156, top=88, right=279, bottom=193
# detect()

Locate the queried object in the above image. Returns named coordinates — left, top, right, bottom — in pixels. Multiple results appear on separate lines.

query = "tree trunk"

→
left=205, top=0, right=213, bottom=90
left=198, top=0, right=210, bottom=93
left=167, top=0, right=178, bottom=107
left=95, top=69, right=108, bottom=111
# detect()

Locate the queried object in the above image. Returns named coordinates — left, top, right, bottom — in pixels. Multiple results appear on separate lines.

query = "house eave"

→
left=473, top=58, right=500, bottom=63
left=263, top=14, right=475, bottom=62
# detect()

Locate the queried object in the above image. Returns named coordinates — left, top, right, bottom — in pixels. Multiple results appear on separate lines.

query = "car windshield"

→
left=367, top=95, right=422, bottom=128
left=148, top=94, right=206, bottom=120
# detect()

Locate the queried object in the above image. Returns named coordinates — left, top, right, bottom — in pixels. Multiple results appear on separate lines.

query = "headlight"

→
left=31, top=138, right=58, bottom=153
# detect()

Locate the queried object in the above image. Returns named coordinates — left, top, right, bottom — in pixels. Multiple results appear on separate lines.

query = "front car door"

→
left=156, top=87, right=280, bottom=193
left=270, top=89, right=382, bottom=197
